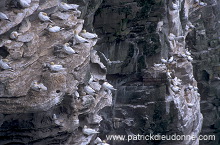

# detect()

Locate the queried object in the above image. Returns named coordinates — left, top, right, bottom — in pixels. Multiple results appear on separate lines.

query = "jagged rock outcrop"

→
left=0, top=0, right=111, bottom=144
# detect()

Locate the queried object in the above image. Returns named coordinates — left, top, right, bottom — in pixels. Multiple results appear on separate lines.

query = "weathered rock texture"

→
left=81, top=0, right=217, bottom=144
left=0, top=0, right=111, bottom=144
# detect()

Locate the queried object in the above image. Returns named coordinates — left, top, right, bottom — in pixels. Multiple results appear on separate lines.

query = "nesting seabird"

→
left=0, top=59, right=12, bottom=70
left=48, top=62, right=66, bottom=72
left=168, top=56, right=174, bottom=63
left=58, top=2, right=79, bottom=11
left=170, top=2, right=179, bottom=10
left=30, top=81, right=47, bottom=91
left=74, top=91, right=80, bottom=99
left=94, top=137, right=102, bottom=144
left=62, top=43, right=77, bottom=54
left=38, top=12, right=53, bottom=23
left=97, top=140, right=110, bottom=145
left=48, top=25, right=64, bottom=33
left=199, top=2, right=207, bottom=7
left=102, top=81, right=116, bottom=91
left=82, top=125, right=99, bottom=136
left=166, top=69, right=172, bottom=78
left=80, top=29, right=98, bottom=39
left=84, top=85, right=96, bottom=95
left=10, top=31, right=21, bottom=39
left=0, top=12, right=11, bottom=21
left=18, top=0, right=31, bottom=8
left=171, top=84, right=180, bottom=93
left=161, top=57, right=167, bottom=63
left=73, top=30, right=89, bottom=44
left=187, top=55, right=193, bottom=62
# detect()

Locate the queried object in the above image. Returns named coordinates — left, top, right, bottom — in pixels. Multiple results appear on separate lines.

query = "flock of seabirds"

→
left=0, top=1, right=115, bottom=144
left=0, top=0, right=210, bottom=144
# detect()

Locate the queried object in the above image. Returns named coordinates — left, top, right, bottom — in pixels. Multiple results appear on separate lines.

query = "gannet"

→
left=10, top=31, right=22, bottom=39
left=38, top=12, right=53, bottom=23
left=161, top=57, right=167, bottom=63
left=0, top=59, right=12, bottom=70
left=18, top=18, right=31, bottom=33
left=171, top=84, right=180, bottom=93
left=199, top=2, right=207, bottom=7
left=102, top=82, right=116, bottom=91
left=82, top=125, right=99, bottom=135
left=180, top=53, right=187, bottom=58
left=214, top=76, right=220, bottom=80
left=168, top=56, right=174, bottom=63
left=185, top=49, right=191, bottom=56
left=73, top=30, right=89, bottom=44
left=48, top=62, right=66, bottom=72
left=168, top=33, right=175, bottom=41
left=172, top=77, right=182, bottom=86
left=19, top=0, right=31, bottom=8
left=154, top=63, right=162, bottom=67
left=88, top=75, right=94, bottom=84
left=188, top=85, right=193, bottom=90
left=62, top=43, right=77, bottom=54
left=80, top=30, right=98, bottom=39
left=187, top=55, right=193, bottom=61
left=166, top=70, right=172, bottom=78
left=0, top=12, right=10, bottom=21
left=84, top=85, right=95, bottom=95
left=94, top=137, right=102, bottom=144
left=97, top=141, right=110, bottom=145
left=30, top=81, right=47, bottom=91
left=75, top=91, right=80, bottom=98
left=58, top=2, right=79, bottom=11
left=187, top=103, right=194, bottom=108
left=197, top=93, right=200, bottom=97
left=193, top=86, right=198, bottom=91
left=48, top=25, right=64, bottom=33
left=171, top=2, right=179, bottom=10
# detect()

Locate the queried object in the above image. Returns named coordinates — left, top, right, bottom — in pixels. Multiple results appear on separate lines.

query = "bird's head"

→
left=2, top=59, right=9, bottom=62
left=64, top=43, right=69, bottom=46
left=42, top=12, right=47, bottom=16
left=82, top=29, right=86, bottom=33
left=50, top=62, right=55, bottom=65
left=73, top=30, right=77, bottom=34
left=84, top=125, right=87, bottom=128
left=48, top=25, right=53, bottom=28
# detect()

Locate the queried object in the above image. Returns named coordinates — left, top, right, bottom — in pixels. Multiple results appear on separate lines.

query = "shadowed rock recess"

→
left=0, top=0, right=219, bottom=145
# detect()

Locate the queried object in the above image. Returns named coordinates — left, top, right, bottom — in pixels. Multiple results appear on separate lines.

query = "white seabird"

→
left=62, top=43, right=77, bottom=54
left=166, top=70, right=172, bottom=78
left=170, top=2, right=179, bottom=10
left=58, top=2, right=79, bottom=11
left=185, top=49, right=191, bottom=56
left=161, top=57, right=167, bottom=63
left=82, top=125, right=99, bottom=136
left=187, top=55, right=193, bottom=62
left=80, top=30, right=98, bottom=39
left=199, top=2, right=207, bottom=7
left=94, top=137, right=102, bottom=144
left=48, top=62, right=66, bottom=72
left=102, top=82, right=116, bottom=91
left=171, top=84, right=180, bottom=93
left=30, top=81, right=47, bottom=91
left=193, top=86, right=198, bottom=91
left=19, top=0, right=31, bottom=8
left=0, top=59, right=12, bottom=70
left=97, top=140, right=110, bottom=145
left=0, top=12, right=10, bottom=21
left=73, top=30, right=89, bottom=44
left=168, top=56, right=174, bottom=63
left=48, top=25, right=64, bottom=33
left=188, top=85, right=193, bottom=90
left=75, top=91, right=80, bottom=98
left=84, top=85, right=96, bottom=95
left=38, top=12, right=53, bottom=23
left=172, top=77, right=182, bottom=86
left=10, top=31, right=22, bottom=39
